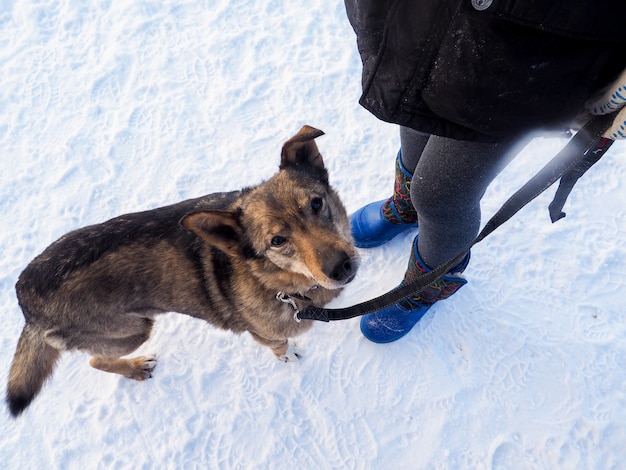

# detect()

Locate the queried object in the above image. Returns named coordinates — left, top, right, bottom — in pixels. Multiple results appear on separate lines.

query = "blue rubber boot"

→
left=351, top=151, right=418, bottom=248
left=360, top=238, right=469, bottom=343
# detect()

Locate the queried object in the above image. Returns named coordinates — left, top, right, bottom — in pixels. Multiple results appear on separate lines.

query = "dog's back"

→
left=16, top=191, right=241, bottom=312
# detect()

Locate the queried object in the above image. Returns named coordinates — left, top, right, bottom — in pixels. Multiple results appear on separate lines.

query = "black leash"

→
left=299, top=114, right=616, bottom=322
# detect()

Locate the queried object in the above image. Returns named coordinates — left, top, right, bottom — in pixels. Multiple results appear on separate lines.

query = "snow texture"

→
left=1, top=1, right=626, bottom=469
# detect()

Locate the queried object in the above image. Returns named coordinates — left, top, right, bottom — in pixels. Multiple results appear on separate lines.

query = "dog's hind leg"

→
left=89, top=354, right=157, bottom=380
left=86, top=317, right=157, bottom=380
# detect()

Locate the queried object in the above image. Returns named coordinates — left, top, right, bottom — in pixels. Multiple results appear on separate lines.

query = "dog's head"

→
left=181, top=125, right=359, bottom=293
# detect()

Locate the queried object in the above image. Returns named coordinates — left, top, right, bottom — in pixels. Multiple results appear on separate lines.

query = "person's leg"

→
left=360, top=135, right=521, bottom=343
left=350, top=127, right=429, bottom=247
left=411, top=134, right=518, bottom=268
left=398, top=126, right=429, bottom=171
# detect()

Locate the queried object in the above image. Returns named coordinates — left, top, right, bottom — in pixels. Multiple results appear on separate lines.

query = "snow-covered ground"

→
left=1, top=1, right=625, bottom=468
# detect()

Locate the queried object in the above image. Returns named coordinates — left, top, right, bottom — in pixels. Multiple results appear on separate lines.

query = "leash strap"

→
left=299, top=114, right=616, bottom=322
left=549, top=136, right=614, bottom=222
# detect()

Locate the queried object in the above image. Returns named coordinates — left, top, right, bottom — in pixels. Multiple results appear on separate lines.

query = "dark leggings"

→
left=399, top=126, right=522, bottom=269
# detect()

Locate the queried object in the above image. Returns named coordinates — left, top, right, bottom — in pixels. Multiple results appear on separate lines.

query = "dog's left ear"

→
left=180, top=210, right=242, bottom=255
left=280, top=125, right=327, bottom=178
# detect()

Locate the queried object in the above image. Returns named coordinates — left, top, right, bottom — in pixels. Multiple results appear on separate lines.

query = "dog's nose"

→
left=324, top=251, right=357, bottom=284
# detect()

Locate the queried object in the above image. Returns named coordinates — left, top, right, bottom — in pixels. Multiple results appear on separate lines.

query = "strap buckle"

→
left=276, top=292, right=301, bottom=322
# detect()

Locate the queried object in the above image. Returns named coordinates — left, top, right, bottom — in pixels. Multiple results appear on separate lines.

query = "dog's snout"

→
left=324, top=251, right=357, bottom=284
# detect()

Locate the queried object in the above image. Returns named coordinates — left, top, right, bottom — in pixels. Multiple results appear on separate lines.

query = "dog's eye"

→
left=311, top=197, right=323, bottom=214
left=271, top=236, right=287, bottom=247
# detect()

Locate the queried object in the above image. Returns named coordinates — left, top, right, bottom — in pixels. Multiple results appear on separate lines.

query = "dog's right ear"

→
left=280, top=125, right=327, bottom=179
left=180, top=211, right=242, bottom=255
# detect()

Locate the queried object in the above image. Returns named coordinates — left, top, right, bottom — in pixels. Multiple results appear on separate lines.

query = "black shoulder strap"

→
left=299, top=114, right=616, bottom=322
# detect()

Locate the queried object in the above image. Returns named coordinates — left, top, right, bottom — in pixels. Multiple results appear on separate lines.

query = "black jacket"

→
left=345, top=0, right=626, bottom=141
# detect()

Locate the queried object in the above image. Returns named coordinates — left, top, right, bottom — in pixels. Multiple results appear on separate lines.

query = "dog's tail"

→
left=6, top=323, right=60, bottom=417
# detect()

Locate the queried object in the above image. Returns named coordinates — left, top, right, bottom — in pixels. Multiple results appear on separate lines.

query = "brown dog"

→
left=7, top=125, right=358, bottom=417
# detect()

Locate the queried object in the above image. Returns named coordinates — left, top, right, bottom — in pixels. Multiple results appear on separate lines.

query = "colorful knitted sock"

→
left=399, top=238, right=469, bottom=310
left=380, top=152, right=418, bottom=224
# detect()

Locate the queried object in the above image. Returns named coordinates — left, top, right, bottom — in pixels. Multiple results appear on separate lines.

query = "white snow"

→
left=2, top=1, right=626, bottom=468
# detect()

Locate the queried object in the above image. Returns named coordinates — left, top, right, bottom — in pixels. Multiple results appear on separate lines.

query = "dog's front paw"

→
left=277, top=342, right=303, bottom=362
